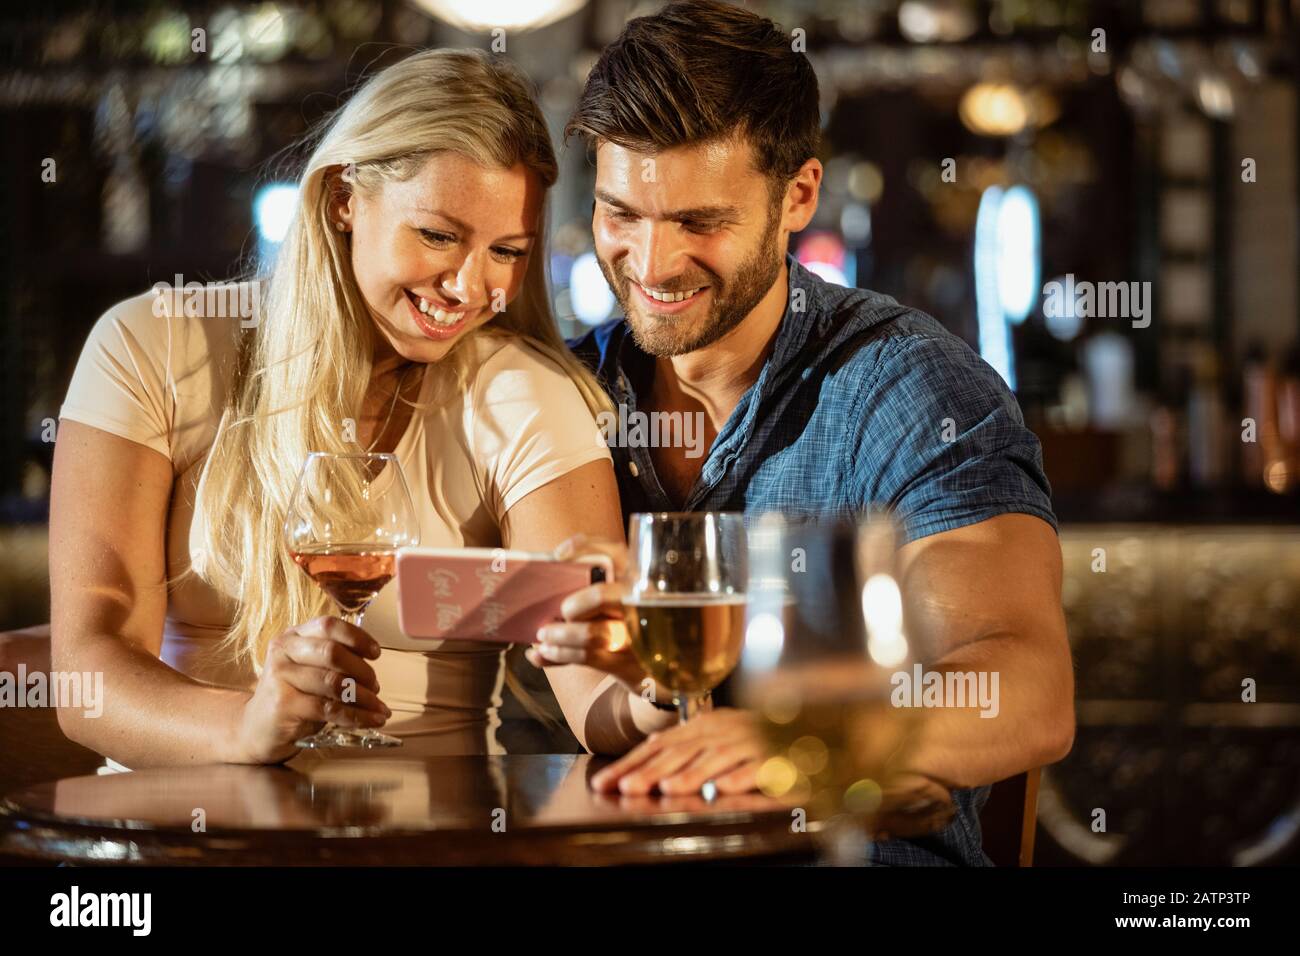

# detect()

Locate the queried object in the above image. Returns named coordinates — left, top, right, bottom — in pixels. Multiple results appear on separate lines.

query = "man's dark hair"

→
left=564, top=0, right=820, bottom=188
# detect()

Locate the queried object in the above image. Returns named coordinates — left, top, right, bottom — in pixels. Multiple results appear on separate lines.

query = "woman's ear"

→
left=324, top=163, right=356, bottom=231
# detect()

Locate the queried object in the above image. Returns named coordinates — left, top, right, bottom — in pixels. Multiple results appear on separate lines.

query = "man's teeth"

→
left=416, top=295, right=464, bottom=326
left=638, top=284, right=703, bottom=303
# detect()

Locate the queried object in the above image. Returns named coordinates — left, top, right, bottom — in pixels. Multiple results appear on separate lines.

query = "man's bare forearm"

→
left=893, top=629, right=1075, bottom=790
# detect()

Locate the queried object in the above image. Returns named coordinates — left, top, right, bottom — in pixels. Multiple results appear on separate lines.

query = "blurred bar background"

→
left=1, top=0, right=1297, bottom=864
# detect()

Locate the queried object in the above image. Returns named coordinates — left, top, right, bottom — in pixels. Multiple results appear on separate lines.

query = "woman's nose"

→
left=441, top=251, right=486, bottom=304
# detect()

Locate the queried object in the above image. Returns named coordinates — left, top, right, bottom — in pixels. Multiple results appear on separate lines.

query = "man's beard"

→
left=596, top=209, right=784, bottom=358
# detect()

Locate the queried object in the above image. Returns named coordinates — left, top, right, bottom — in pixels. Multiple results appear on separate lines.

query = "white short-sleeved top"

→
left=58, top=287, right=611, bottom=754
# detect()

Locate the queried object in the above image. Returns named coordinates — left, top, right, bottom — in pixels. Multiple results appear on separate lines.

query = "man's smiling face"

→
left=591, top=138, right=786, bottom=358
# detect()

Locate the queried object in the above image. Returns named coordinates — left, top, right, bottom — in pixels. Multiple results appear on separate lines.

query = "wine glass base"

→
left=294, top=727, right=403, bottom=749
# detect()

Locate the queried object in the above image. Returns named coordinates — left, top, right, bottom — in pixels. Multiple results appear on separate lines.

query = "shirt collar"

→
left=766, top=254, right=824, bottom=376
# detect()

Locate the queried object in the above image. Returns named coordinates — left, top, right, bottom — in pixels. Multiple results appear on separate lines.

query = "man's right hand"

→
left=589, top=707, right=765, bottom=795
left=525, top=535, right=652, bottom=694
left=232, top=616, right=391, bottom=764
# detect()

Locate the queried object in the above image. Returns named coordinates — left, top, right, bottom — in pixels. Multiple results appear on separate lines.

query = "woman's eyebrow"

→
left=413, top=208, right=535, bottom=241
left=415, top=207, right=470, bottom=230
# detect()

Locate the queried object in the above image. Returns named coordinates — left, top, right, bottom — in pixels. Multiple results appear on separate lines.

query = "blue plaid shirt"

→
left=569, top=256, right=1056, bottom=866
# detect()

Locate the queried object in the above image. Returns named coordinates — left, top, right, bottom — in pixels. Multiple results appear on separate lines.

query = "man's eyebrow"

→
left=593, top=190, right=637, bottom=215
left=593, top=190, right=739, bottom=222
left=413, top=207, right=535, bottom=241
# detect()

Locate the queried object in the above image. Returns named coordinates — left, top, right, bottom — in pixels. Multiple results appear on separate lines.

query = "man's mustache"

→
left=611, top=269, right=718, bottom=296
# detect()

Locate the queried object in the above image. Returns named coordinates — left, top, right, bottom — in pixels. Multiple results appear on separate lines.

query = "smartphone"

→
left=395, top=547, right=612, bottom=643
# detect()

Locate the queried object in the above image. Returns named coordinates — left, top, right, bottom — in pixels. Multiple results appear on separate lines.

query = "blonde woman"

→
left=50, top=49, right=672, bottom=768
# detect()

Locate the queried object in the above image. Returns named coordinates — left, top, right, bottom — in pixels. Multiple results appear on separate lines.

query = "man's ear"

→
left=782, top=158, right=822, bottom=234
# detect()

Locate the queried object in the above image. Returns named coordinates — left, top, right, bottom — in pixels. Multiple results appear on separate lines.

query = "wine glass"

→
left=283, top=452, right=419, bottom=749
left=737, top=513, right=939, bottom=863
left=621, top=512, right=748, bottom=724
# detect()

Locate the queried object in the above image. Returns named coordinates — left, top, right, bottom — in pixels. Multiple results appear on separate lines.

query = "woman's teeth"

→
left=638, top=283, right=703, bottom=303
left=416, top=295, right=465, bottom=326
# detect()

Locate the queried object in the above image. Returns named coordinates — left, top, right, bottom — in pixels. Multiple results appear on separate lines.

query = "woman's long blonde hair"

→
left=196, top=48, right=611, bottom=673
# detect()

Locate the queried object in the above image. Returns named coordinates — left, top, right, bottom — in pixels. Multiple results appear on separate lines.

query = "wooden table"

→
left=0, top=704, right=955, bottom=866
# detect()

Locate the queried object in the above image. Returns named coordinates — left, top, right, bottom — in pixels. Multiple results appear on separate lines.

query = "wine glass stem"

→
left=333, top=605, right=367, bottom=737
left=676, top=693, right=704, bottom=723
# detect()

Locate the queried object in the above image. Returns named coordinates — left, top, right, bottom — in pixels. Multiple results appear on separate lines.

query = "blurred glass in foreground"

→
left=737, top=513, right=935, bottom=864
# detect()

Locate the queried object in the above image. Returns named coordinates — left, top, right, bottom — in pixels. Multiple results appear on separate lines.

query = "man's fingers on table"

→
left=589, top=735, right=668, bottom=792
left=658, top=745, right=758, bottom=795
left=587, top=710, right=769, bottom=793
left=713, top=760, right=762, bottom=794
left=611, top=742, right=709, bottom=795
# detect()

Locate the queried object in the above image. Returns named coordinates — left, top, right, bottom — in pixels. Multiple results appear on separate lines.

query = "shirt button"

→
left=629, top=461, right=640, bottom=477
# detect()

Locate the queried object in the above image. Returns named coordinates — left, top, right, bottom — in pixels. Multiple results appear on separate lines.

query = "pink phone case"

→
left=395, top=547, right=613, bottom=643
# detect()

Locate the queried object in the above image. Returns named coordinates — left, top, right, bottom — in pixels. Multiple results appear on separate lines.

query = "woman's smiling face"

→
left=339, top=152, right=544, bottom=364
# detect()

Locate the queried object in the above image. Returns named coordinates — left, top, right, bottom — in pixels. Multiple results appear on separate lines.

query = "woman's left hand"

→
left=525, top=534, right=650, bottom=693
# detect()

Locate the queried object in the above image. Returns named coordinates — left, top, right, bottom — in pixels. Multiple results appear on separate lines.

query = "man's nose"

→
left=628, top=221, right=689, bottom=288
